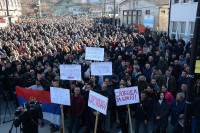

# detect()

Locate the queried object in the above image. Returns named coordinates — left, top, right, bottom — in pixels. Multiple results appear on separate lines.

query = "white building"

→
left=119, top=0, right=169, bottom=32
left=0, top=0, right=22, bottom=27
left=169, top=0, right=198, bottom=41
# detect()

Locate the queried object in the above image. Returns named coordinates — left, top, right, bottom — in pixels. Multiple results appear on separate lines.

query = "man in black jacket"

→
left=172, top=114, right=184, bottom=133
left=191, top=97, right=200, bottom=133
left=134, top=91, right=151, bottom=133
left=14, top=102, right=43, bottom=133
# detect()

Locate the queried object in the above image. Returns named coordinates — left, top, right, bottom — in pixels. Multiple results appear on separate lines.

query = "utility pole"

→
left=167, top=0, right=172, bottom=37
left=5, top=0, right=11, bottom=26
left=38, top=0, right=42, bottom=17
left=113, top=0, right=116, bottom=28
left=183, top=1, right=200, bottom=133
left=104, top=0, right=106, bottom=16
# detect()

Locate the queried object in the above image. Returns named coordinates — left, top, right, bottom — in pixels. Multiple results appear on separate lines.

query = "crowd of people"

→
left=0, top=16, right=200, bottom=133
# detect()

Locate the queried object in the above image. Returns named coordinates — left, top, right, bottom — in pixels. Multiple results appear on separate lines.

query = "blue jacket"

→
left=170, top=99, right=185, bottom=125
left=143, top=68, right=153, bottom=83
left=177, top=76, right=188, bottom=90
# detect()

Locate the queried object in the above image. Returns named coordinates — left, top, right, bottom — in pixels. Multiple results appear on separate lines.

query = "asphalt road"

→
left=0, top=96, right=173, bottom=133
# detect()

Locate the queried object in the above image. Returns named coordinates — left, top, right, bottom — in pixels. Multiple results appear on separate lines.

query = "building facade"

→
left=119, top=0, right=169, bottom=32
left=169, top=0, right=198, bottom=41
left=0, top=0, right=22, bottom=17
left=0, top=0, right=21, bottom=27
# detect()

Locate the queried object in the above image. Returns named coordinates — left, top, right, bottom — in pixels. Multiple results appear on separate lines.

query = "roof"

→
left=120, top=0, right=168, bottom=7
left=150, top=0, right=169, bottom=5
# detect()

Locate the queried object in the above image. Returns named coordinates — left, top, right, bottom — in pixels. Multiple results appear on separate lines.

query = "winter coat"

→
left=153, top=100, right=169, bottom=129
left=159, top=75, right=177, bottom=95
left=134, top=99, right=151, bottom=121
left=143, top=68, right=153, bottom=83
left=69, top=94, right=85, bottom=116
left=157, top=60, right=168, bottom=74
left=165, top=91, right=173, bottom=105
left=170, top=99, right=185, bottom=125
left=135, top=80, right=148, bottom=94
left=191, top=97, right=200, bottom=119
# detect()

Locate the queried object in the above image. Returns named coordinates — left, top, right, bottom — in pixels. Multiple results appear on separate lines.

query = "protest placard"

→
left=85, top=47, right=104, bottom=61
left=50, top=87, right=70, bottom=106
left=114, top=86, right=140, bottom=106
left=60, top=65, right=81, bottom=80
left=91, top=62, right=112, bottom=75
left=88, top=90, right=108, bottom=115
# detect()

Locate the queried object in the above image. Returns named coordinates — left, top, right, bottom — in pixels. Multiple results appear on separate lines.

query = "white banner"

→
left=85, top=47, right=104, bottom=61
left=114, top=86, right=140, bottom=106
left=60, top=65, right=81, bottom=80
left=50, top=87, right=71, bottom=106
left=91, top=62, right=112, bottom=75
left=88, top=90, right=108, bottom=115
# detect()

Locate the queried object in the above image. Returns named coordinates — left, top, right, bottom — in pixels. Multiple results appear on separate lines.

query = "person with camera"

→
left=14, top=102, right=43, bottom=133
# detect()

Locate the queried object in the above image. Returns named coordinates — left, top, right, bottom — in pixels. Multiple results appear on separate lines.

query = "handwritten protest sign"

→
left=60, top=65, right=81, bottom=80
left=91, top=62, right=112, bottom=75
left=114, top=86, right=140, bottom=106
left=85, top=47, right=104, bottom=61
left=88, top=90, right=108, bottom=115
left=50, top=87, right=70, bottom=106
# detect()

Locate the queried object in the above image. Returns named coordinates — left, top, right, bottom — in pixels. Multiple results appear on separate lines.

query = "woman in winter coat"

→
left=170, top=93, right=185, bottom=126
left=153, top=91, right=169, bottom=133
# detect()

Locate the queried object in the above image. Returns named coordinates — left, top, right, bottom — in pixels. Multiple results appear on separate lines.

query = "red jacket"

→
left=69, top=94, right=85, bottom=116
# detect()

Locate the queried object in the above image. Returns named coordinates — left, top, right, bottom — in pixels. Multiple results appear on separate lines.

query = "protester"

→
left=153, top=92, right=169, bottom=133
left=68, top=87, right=85, bottom=133
left=134, top=91, right=151, bottom=133
left=191, top=97, right=200, bottom=133
left=0, top=15, right=198, bottom=133
left=172, top=114, right=184, bottom=133
left=170, top=93, right=185, bottom=126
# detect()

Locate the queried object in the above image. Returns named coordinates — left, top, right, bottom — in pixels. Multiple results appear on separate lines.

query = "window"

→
left=190, top=22, right=195, bottom=35
left=194, top=0, right=198, bottom=2
left=132, top=10, right=137, bottom=24
left=123, top=11, right=127, bottom=25
left=137, top=10, right=142, bottom=24
left=146, top=10, right=150, bottom=15
left=174, top=0, right=179, bottom=3
left=172, top=22, right=178, bottom=32
left=180, top=22, right=186, bottom=34
left=184, top=0, right=189, bottom=3
left=128, top=10, right=132, bottom=25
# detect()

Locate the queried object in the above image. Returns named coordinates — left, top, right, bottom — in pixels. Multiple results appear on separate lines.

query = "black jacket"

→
left=14, top=109, right=42, bottom=133
left=191, top=97, right=200, bottom=119
left=134, top=99, right=151, bottom=121
left=172, top=122, right=183, bottom=133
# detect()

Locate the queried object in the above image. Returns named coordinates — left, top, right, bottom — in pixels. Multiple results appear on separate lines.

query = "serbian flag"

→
left=16, top=86, right=61, bottom=125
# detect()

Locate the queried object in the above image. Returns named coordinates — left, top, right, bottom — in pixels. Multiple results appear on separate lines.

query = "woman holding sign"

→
left=153, top=92, right=169, bottom=133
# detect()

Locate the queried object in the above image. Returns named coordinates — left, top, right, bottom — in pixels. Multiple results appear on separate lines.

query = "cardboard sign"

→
left=85, top=47, right=104, bottom=61
left=60, top=65, right=81, bottom=80
left=91, top=62, right=112, bottom=75
left=50, top=87, right=70, bottom=106
left=88, top=90, right=108, bottom=115
left=114, top=87, right=140, bottom=106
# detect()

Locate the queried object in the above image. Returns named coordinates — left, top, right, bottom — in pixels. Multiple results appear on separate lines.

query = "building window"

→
left=128, top=10, right=132, bottom=25
left=132, top=10, right=137, bottom=24
left=190, top=22, right=195, bottom=35
left=123, top=11, right=127, bottom=25
left=194, top=0, right=198, bottom=2
left=174, top=0, right=179, bottom=3
left=184, top=0, right=189, bottom=3
left=171, top=21, right=178, bottom=38
left=180, top=22, right=186, bottom=34
left=172, top=22, right=178, bottom=32
left=146, top=10, right=150, bottom=15
left=137, top=10, right=142, bottom=24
